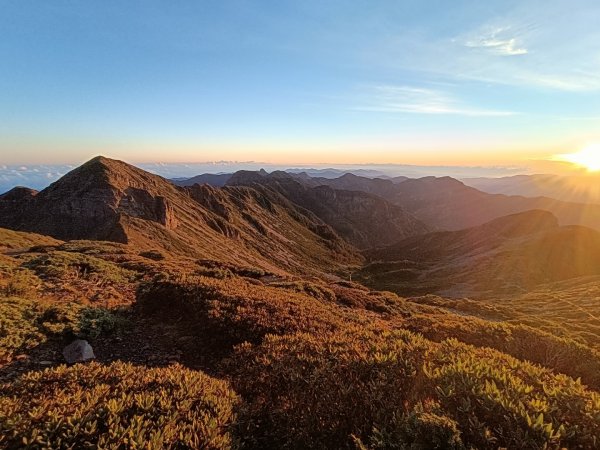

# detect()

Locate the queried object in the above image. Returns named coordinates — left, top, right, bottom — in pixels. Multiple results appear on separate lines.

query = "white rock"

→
left=63, top=339, right=95, bottom=364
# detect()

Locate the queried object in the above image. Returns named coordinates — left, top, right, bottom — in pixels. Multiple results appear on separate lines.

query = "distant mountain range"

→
left=175, top=168, right=600, bottom=232
left=463, top=173, right=600, bottom=204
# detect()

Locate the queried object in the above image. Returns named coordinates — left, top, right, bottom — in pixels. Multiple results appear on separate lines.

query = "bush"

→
left=137, top=277, right=363, bottom=347
left=269, top=280, right=336, bottom=302
left=139, top=250, right=165, bottom=261
left=355, top=401, right=465, bottom=450
left=228, top=329, right=600, bottom=449
left=229, top=328, right=431, bottom=448
left=0, top=297, right=46, bottom=362
left=425, top=339, right=600, bottom=450
left=403, top=312, right=600, bottom=390
left=22, top=251, right=136, bottom=283
left=0, top=268, right=41, bottom=297
left=0, top=361, right=238, bottom=449
left=0, top=297, right=124, bottom=362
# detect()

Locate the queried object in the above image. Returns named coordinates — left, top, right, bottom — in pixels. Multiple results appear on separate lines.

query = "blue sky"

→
left=1, top=0, right=599, bottom=167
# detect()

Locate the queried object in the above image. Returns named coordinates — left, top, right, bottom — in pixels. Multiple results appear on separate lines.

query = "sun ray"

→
left=558, top=145, right=600, bottom=171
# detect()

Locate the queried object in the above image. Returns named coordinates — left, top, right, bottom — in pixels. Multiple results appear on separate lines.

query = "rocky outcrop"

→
left=118, top=188, right=177, bottom=230
left=0, top=157, right=179, bottom=240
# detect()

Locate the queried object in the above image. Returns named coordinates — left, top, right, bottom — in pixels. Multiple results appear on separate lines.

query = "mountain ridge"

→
left=0, top=156, right=360, bottom=275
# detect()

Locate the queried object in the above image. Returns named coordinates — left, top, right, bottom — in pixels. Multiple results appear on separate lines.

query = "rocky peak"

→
left=0, top=156, right=179, bottom=240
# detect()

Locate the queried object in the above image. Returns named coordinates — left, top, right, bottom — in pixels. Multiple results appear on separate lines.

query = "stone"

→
left=63, top=339, right=95, bottom=364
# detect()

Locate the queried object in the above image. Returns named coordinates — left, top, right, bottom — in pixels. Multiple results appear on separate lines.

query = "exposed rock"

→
left=63, top=339, right=95, bottom=364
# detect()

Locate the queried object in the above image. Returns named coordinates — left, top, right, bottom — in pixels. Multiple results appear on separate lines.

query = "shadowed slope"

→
left=227, top=170, right=429, bottom=249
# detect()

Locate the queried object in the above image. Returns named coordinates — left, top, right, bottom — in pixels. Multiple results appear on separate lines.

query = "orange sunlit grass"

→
left=558, top=145, right=600, bottom=171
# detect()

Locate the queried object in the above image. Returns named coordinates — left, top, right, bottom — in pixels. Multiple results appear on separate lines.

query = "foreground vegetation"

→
left=1, top=230, right=600, bottom=449
left=0, top=362, right=238, bottom=449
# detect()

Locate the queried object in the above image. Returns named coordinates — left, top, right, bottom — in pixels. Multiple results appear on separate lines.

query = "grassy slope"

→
left=1, top=232, right=599, bottom=448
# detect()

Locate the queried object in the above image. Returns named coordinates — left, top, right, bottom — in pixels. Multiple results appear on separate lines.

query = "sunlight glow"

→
left=558, top=145, right=600, bottom=171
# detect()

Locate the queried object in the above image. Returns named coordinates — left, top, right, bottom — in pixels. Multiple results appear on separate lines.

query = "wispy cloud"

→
left=464, top=27, right=528, bottom=56
left=354, top=85, right=517, bottom=117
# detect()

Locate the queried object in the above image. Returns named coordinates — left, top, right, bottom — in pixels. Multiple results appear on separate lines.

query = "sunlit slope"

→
left=0, top=156, right=360, bottom=275
left=360, top=210, right=600, bottom=296
left=388, top=176, right=600, bottom=231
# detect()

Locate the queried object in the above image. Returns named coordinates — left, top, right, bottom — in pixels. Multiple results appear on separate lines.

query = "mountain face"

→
left=360, top=210, right=600, bottom=297
left=387, top=176, right=600, bottom=231
left=0, top=157, right=360, bottom=274
left=226, top=171, right=430, bottom=249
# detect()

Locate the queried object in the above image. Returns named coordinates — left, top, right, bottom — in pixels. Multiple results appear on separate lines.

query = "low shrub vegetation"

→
left=21, top=251, right=136, bottom=284
left=0, top=361, right=238, bottom=449
left=137, top=276, right=369, bottom=347
left=230, top=328, right=600, bottom=449
left=0, top=296, right=124, bottom=362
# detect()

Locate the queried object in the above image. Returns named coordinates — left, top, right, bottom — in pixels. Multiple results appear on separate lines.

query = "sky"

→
left=1, top=0, right=600, bottom=170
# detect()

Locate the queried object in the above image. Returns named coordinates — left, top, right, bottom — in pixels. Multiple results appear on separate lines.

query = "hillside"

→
left=387, top=176, right=600, bottom=231
left=0, top=156, right=359, bottom=275
left=172, top=172, right=233, bottom=187
left=172, top=170, right=600, bottom=232
left=2, top=230, right=600, bottom=449
left=360, top=210, right=600, bottom=296
left=464, top=173, right=600, bottom=204
left=227, top=170, right=430, bottom=249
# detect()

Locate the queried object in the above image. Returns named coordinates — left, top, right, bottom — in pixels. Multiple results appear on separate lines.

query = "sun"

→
left=558, top=145, right=600, bottom=171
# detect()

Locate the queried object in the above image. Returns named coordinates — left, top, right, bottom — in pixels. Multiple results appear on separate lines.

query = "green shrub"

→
left=355, top=401, right=465, bottom=450
left=197, top=259, right=267, bottom=278
left=0, top=297, right=124, bottom=362
left=57, top=240, right=128, bottom=255
left=139, top=250, right=165, bottom=261
left=229, top=328, right=431, bottom=449
left=403, top=312, right=600, bottom=390
left=229, top=328, right=600, bottom=449
left=137, top=277, right=362, bottom=347
left=0, top=268, right=41, bottom=297
left=0, top=297, right=46, bottom=362
left=0, top=361, right=238, bottom=449
left=425, top=339, right=600, bottom=450
left=22, top=251, right=136, bottom=283
left=270, top=280, right=336, bottom=303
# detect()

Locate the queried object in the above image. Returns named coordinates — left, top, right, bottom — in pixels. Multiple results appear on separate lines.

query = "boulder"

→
left=63, top=339, right=95, bottom=364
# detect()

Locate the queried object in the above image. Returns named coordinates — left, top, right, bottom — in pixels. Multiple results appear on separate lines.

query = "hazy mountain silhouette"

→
left=361, top=210, right=600, bottom=296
